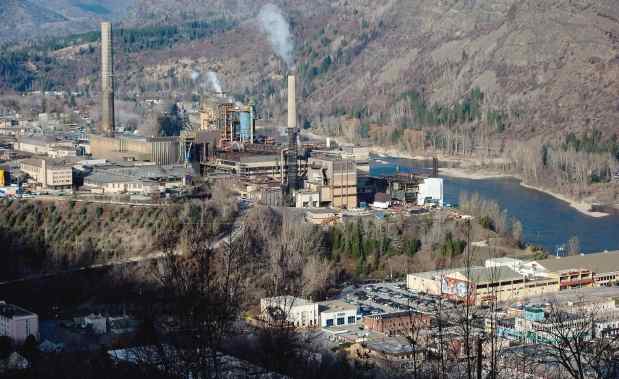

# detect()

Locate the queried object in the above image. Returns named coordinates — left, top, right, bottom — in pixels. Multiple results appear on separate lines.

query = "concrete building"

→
left=90, top=135, right=180, bottom=166
left=48, top=145, right=77, bottom=159
left=260, top=296, right=319, bottom=328
left=20, top=159, right=73, bottom=189
left=14, top=136, right=57, bottom=155
left=318, top=300, right=358, bottom=328
left=0, top=301, right=39, bottom=343
left=417, top=177, right=443, bottom=206
left=305, top=156, right=357, bottom=209
left=83, top=171, right=158, bottom=195
left=83, top=164, right=190, bottom=194
left=295, top=190, right=320, bottom=208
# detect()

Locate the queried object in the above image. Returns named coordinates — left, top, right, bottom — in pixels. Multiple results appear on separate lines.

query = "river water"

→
left=370, top=157, right=619, bottom=254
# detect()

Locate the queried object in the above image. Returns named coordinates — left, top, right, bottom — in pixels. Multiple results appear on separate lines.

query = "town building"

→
left=407, top=266, right=560, bottom=305
left=318, top=300, right=358, bottom=328
left=260, top=296, right=319, bottom=328
left=0, top=301, right=39, bottom=343
left=363, top=311, right=431, bottom=337
left=20, top=158, right=73, bottom=190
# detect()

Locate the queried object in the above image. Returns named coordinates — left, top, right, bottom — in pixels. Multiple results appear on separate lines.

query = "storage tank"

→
left=240, top=111, right=252, bottom=142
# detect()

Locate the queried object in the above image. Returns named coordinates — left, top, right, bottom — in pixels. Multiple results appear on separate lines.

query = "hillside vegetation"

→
left=0, top=194, right=238, bottom=281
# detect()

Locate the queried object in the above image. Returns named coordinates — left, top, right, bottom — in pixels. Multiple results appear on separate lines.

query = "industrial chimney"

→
left=286, top=75, right=298, bottom=197
left=100, top=22, right=115, bottom=136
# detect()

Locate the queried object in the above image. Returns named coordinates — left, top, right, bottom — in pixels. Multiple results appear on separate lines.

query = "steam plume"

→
left=258, top=3, right=295, bottom=69
left=207, top=71, right=223, bottom=94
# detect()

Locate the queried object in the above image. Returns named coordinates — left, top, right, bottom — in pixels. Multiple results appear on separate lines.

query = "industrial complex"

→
left=0, top=22, right=444, bottom=212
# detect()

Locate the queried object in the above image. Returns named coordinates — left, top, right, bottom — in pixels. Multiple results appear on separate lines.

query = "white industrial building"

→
left=260, top=297, right=359, bottom=329
left=318, top=300, right=359, bottom=328
left=260, top=296, right=319, bottom=328
left=417, top=177, right=443, bottom=206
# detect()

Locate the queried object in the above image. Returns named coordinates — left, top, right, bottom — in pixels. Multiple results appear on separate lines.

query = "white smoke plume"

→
left=207, top=71, right=223, bottom=94
left=258, top=3, right=295, bottom=69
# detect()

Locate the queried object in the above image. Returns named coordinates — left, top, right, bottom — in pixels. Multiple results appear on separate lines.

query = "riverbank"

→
left=438, top=166, right=609, bottom=218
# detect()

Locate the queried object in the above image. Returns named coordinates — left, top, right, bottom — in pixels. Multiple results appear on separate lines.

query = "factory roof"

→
left=20, top=158, right=75, bottom=169
left=262, top=296, right=313, bottom=308
left=18, top=136, right=57, bottom=145
left=365, top=337, right=418, bottom=355
left=238, top=154, right=281, bottom=164
left=532, top=251, right=619, bottom=274
left=463, top=266, right=522, bottom=284
left=84, top=171, right=153, bottom=185
left=409, top=266, right=522, bottom=284
left=318, top=300, right=357, bottom=313
left=0, top=301, right=36, bottom=319
left=85, top=165, right=192, bottom=184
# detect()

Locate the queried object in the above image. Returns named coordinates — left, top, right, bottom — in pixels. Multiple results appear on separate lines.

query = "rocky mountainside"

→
left=1, top=0, right=618, bottom=142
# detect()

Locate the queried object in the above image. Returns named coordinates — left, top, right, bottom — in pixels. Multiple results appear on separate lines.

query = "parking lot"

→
left=339, top=281, right=460, bottom=317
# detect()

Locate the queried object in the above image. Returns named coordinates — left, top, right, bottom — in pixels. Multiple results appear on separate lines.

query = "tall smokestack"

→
left=101, top=22, right=115, bottom=136
left=286, top=75, right=298, bottom=198
left=287, top=75, right=296, bottom=129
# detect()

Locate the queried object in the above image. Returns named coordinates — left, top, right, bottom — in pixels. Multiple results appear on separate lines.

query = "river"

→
left=370, top=157, right=619, bottom=254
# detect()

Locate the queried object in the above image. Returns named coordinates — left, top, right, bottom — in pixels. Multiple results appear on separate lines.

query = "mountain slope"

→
left=1, top=0, right=618, bottom=142
left=0, top=0, right=136, bottom=42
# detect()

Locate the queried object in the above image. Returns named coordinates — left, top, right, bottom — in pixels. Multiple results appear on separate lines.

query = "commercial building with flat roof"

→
left=318, top=300, right=358, bottom=328
left=20, top=158, right=73, bottom=189
left=528, top=251, right=619, bottom=287
left=0, top=301, right=39, bottom=343
left=407, top=266, right=560, bottom=305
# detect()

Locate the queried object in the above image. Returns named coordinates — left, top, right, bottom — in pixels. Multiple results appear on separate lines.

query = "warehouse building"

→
left=90, top=135, right=180, bottom=166
left=407, top=266, right=560, bottom=305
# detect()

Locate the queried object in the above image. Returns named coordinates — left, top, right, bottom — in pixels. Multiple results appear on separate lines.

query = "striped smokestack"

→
left=101, top=22, right=115, bottom=136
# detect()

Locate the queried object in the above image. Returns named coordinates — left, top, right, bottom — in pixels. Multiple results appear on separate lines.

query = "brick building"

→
left=363, top=311, right=431, bottom=337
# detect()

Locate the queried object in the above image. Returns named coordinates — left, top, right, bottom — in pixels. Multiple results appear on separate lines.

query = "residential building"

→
left=318, top=300, right=358, bottom=328
left=0, top=301, right=39, bottom=343
left=260, top=296, right=319, bottom=328
left=20, top=158, right=73, bottom=189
